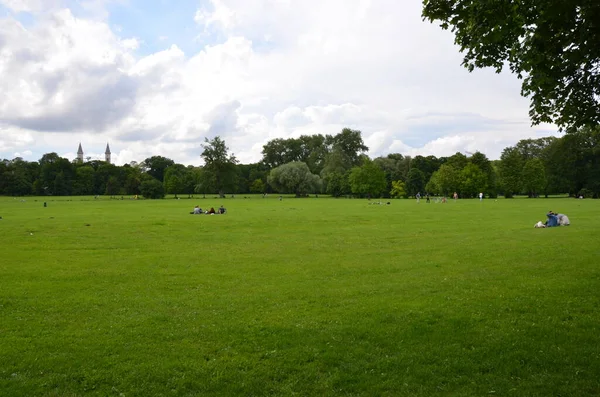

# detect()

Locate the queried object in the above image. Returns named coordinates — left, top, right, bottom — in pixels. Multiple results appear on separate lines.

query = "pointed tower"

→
left=77, top=143, right=84, bottom=163
left=105, top=143, right=111, bottom=164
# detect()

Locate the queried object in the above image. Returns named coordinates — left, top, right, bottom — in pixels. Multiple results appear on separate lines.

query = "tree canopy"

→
left=348, top=158, right=388, bottom=198
left=422, top=0, right=600, bottom=132
left=1, top=127, right=599, bottom=198
left=200, top=136, right=238, bottom=198
left=267, top=162, right=321, bottom=196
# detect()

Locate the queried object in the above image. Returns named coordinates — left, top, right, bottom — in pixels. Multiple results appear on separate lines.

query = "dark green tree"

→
left=410, top=155, right=441, bottom=184
left=325, top=128, right=369, bottom=166
left=201, top=136, right=238, bottom=198
left=522, top=158, right=547, bottom=197
left=73, top=166, right=95, bottom=195
left=250, top=179, right=265, bottom=194
left=105, top=176, right=121, bottom=196
left=498, top=147, right=524, bottom=198
left=141, top=156, right=175, bottom=183
left=470, top=151, right=497, bottom=197
left=140, top=178, right=165, bottom=199
left=427, top=164, right=462, bottom=196
left=460, top=163, right=487, bottom=198
left=444, top=152, right=468, bottom=170
left=422, top=0, right=600, bottom=132
left=163, top=164, right=187, bottom=197
left=406, top=168, right=426, bottom=196
left=348, top=158, right=388, bottom=198
left=320, top=146, right=353, bottom=197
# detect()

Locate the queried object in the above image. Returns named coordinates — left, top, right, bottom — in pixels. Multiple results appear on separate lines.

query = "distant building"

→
left=77, top=143, right=84, bottom=163
left=75, top=143, right=112, bottom=164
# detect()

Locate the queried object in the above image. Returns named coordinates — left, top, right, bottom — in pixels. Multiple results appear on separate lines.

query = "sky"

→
left=0, top=0, right=559, bottom=166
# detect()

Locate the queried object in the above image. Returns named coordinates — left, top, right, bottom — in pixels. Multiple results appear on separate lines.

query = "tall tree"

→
left=428, top=164, right=462, bottom=196
left=406, top=167, right=426, bottom=196
left=325, top=128, right=369, bottom=166
left=498, top=147, right=524, bottom=198
left=460, top=163, right=487, bottom=198
left=141, top=156, right=175, bottom=183
left=422, top=0, right=600, bottom=132
left=470, top=151, right=497, bottom=197
left=522, top=158, right=547, bottom=197
left=200, top=136, right=238, bottom=198
left=73, top=165, right=95, bottom=195
left=320, top=146, right=353, bottom=197
left=163, top=164, right=187, bottom=197
left=348, top=158, right=388, bottom=198
left=267, top=162, right=321, bottom=196
left=410, top=155, right=441, bottom=184
left=374, top=156, right=407, bottom=196
left=444, top=152, right=468, bottom=170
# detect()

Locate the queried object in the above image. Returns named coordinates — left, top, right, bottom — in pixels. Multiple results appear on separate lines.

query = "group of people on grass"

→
left=535, top=211, right=570, bottom=228
left=191, top=205, right=226, bottom=215
left=416, top=192, right=466, bottom=203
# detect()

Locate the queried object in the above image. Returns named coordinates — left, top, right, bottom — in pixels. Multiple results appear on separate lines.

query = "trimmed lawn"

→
left=0, top=196, right=599, bottom=396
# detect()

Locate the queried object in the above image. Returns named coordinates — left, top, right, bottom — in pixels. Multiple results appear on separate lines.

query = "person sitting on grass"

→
left=557, top=213, right=570, bottom=226
left=191, top=205, right=202, bottom=214
left=545, top=211, right=559, bottom=227
left=218, top=205, right=226, bottom=214
left=208, top=207, right=216, bottom=214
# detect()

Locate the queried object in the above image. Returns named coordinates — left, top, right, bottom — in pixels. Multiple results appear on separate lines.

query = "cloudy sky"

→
left=0, top=0, right=558, bottom=166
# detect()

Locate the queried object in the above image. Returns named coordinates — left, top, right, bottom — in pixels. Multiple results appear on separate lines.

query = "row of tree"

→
left=1, top=127, right=599, bottom=199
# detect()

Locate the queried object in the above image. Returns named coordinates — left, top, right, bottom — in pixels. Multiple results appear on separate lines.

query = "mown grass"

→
left=0, top=196, right=599, bottom=396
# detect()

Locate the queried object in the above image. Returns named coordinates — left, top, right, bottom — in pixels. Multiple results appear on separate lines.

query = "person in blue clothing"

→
left=545, top=211, right=559, bottom=227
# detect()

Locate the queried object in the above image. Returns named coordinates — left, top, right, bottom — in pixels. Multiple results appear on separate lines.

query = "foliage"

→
left=522, top=158, right=547, bottom=197
left=325, top=128, right=369, bottom=166
left=422, top=0, right=600, bottom=132
left=261, top=129, right=367, bottom=174
left=406, top=168, right=426, bottom=196
left=201, top=136, right=239, bottom=198
left=139, top=178, right=165, bottom=199
left=498, top=147, right=524, bottom=198
left=1, top=128, right=599, bottom=199
left=73, top=166, right=95, bottom=195
left=163, top=164, right=188, bottom=197
left=348, top=158, right=387, bottom=198
left=374, top=154, right=411, bottom=195
left=267, top=162, right=322, bottom=196
left=460, top=163, right=487, bottom=198
left=262, top=135, right=328, bottom=175
left=322, top=171, right=350, bottom=197
left=410, top=155, right=441, bottom=184
left=429, top=164, right=462, bottom=196
left=105, top=176, right=121, bottom=196
left=141, top=156, right=175, bottom=183
left=390, top=180, right=407, bottom=198
left=470, top=151, right=496, bottom=197
left=250, top=178, right=266, bottom=194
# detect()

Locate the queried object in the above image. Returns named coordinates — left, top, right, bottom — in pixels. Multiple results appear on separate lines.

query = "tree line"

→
left=1, top=127, right=599, bottom=199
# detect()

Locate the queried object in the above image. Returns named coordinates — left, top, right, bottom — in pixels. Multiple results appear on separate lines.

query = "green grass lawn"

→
left=0, top=196, right=599, bottom=396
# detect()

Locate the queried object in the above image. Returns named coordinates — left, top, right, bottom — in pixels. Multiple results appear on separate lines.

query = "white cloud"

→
left=0, top=0, right=52, bottom=13
left=0, top=0, right=558, bottom=165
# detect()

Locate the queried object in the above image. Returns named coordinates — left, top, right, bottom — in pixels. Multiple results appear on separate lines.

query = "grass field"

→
left=1, top=195, right=599, bottom=396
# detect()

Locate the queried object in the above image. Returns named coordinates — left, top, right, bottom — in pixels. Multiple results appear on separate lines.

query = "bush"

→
left=140, top=179, right=165, bottom=199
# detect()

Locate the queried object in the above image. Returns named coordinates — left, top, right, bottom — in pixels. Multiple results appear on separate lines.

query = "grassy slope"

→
left=0, top=196, right=599, bottom=396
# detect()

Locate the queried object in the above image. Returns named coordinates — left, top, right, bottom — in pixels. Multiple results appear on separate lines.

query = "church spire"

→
left=105, top=143, right=111, bottom=163
left=77, top=143, right=83, bottom=163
